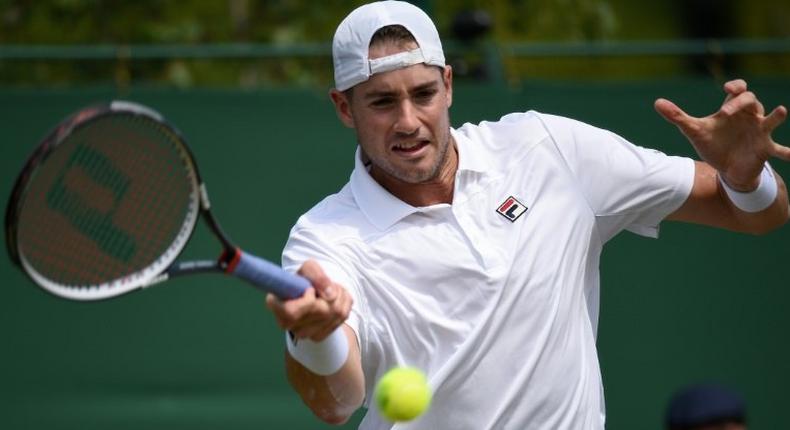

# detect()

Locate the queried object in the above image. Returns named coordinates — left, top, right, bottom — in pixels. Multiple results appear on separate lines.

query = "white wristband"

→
left=718, top=162, right=778, bottom=213
left=286, top=328, right=349, bottom=376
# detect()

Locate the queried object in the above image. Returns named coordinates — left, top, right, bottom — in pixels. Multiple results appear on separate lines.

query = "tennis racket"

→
left=5, top=100, right=310, bottom=301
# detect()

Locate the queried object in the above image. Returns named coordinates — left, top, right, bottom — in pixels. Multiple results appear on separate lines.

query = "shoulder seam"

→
left=533, top=113, right=604, bottom=246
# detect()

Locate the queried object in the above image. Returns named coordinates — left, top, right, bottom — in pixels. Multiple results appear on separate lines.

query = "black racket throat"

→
left=197, top=189, right=242, bottom=271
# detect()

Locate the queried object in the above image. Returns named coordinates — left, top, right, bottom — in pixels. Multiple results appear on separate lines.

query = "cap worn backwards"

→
left=332, top=1, right=446, bottom=91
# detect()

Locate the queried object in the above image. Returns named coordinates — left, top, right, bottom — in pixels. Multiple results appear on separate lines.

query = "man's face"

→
left=331, top=42, right=454, bottom=187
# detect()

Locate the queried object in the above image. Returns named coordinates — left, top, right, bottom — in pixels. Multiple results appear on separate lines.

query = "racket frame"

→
left=5, top=101, right=240, bottom=300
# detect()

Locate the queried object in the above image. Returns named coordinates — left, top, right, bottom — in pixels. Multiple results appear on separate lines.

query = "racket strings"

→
left=112, top=121, right=185, bottom=259
left=17, top=112, right=199, bottom=290
left=22, top=143, right=131, bottom=285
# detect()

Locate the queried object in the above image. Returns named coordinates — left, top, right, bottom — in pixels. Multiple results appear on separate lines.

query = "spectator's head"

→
left=666, top=383, right=746, bottom=430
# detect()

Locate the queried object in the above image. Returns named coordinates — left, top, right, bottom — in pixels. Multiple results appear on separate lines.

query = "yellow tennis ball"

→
left=375, top=366, right=432, bottom=422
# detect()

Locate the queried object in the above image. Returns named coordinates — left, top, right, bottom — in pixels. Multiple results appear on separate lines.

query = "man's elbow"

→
left=311, top=405, right=354, bottom=426
left=290, top=384, right=360, bottom=425
left=291, top=372, right=363, bottom=426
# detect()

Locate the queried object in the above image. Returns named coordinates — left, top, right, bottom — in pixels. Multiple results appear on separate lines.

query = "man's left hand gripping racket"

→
left=5, top=101, right=310, bottom=301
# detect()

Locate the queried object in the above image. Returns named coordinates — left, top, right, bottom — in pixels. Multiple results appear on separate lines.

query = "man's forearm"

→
left=668, top=161, right=790, bottom=234
left=285, top=325, right=365, bottom=425
left=720, top=164, right=790, bottom=234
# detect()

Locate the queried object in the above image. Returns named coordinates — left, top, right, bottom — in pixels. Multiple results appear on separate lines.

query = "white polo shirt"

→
left=282, top=111, right=694, bottom=429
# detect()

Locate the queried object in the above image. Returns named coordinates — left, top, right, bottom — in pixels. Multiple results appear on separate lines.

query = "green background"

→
left=1, top=79, right=788, bottom=429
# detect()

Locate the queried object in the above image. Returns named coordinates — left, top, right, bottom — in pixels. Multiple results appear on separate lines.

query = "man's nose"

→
left=394, top=100, right=420, bottom=135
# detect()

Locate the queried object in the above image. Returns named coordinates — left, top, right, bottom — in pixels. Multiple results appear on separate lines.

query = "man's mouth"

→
left=393, top=140, right=430, bottom=154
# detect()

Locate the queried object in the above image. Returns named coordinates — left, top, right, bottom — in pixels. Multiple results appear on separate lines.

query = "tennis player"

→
left=266, top=1, right=789, bottom=428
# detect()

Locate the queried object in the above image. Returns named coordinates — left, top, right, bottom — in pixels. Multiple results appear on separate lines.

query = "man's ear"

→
left=329, top=89, right=355, bottom=128
left=443, top=65, right=453, bottom=109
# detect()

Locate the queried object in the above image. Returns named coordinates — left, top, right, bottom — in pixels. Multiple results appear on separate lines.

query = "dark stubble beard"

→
left=367, top=125, right=452, bottom=185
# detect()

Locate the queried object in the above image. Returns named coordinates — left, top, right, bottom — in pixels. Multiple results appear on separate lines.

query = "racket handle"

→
left=229, top=250, right=310, bottom=300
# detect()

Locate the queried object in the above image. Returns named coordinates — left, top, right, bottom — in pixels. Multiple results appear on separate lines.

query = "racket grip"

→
left=230, top=251, right=310, bottom=300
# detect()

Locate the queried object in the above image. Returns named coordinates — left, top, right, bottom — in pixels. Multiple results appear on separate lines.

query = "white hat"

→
left=332, top=1, right=446, bottom=91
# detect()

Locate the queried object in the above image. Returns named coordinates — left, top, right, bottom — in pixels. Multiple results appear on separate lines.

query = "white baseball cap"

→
left=332, top=1, right=446, bottom=91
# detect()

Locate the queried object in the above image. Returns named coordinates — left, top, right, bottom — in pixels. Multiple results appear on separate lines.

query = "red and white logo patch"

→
left=496, top=196, right=528, bottom=222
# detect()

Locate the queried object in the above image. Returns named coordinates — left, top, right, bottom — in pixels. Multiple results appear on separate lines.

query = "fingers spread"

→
left=655, top=98, right=700, bottom=136
left=723, top=79, right=747, bottom=99
left=770, top=142, right=790, bottom=162
left=655, top=98, right=682, bottom=122
left=720, top=91, right=760, bottom=116
left=764, top=105, right=788, bottom=132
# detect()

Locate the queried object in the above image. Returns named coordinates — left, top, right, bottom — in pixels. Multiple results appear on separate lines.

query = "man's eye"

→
left=371, top=98, right=394, bottom=107
left=415, top=90, right=437, bottom=102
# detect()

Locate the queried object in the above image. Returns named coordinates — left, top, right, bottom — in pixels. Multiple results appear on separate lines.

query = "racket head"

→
left=6, top=101, right=203, bottom=300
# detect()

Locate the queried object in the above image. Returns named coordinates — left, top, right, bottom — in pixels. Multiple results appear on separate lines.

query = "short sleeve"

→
left=281, top=226, right=364, bottom=347
left=538, top=113, right=695, bottom=242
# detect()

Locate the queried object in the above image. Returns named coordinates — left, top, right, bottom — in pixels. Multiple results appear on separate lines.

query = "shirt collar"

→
left=350, top=127, right=492, bottom=230
left=452, top=126, right=491, bottom=174
left=349, top=146, right=415, bottom=230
